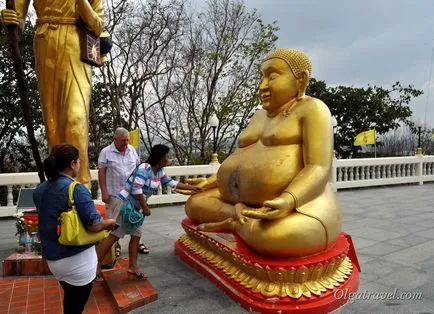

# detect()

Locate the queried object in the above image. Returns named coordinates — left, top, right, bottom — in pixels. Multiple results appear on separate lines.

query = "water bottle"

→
left=25, top=233, right=31, bottom=253
left=31, top=232, right=38, bottom=252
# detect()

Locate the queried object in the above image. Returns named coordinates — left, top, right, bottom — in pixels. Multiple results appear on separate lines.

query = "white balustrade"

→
left=7, top=186, right=13, bottom=206
left=1, top=157, right=434, bottom=217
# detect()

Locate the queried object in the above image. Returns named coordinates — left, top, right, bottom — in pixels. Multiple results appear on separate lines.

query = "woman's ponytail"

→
left=43, top=144, right=79, bottom=181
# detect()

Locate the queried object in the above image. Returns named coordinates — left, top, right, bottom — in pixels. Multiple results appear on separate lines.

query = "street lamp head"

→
left=209, top=113, right=219, bottom=128
left=415, top=120, right=423, bottom=129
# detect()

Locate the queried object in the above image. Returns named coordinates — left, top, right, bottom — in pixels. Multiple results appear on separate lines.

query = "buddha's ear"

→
left=296, top=70, right=309, bottom=100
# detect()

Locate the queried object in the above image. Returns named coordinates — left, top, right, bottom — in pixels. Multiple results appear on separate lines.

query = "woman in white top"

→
left=34, top=144, right=115, bottom=314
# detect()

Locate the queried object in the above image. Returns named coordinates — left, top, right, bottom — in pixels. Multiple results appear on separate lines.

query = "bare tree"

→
left=145, top=0, right=278, bottom=164
left=99, top=0, right=187, bottom=135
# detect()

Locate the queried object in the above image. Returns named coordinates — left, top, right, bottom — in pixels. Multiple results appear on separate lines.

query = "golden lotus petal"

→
left=311, top=264, right=324, bottom=281
left=245, top=276, right=260, bottom=289
left=295, top=266, right=309, bottom=283
left=284, top=267, right=296, bottom=282
left=262, top=282, right=280, bottom=297
left=331, top=273, right=345, bottom=283
left=318, top=278, right=334, bottom=289
left=304, top=281, right=322, bottom=296
left=275, top=268, right=286, bottom=283
left=265, top=265, right=274, bottom=282
left=285, top=283, right=302, bottom=299
left=301, top=284, right=312, bottom=298
left=278, top=283, right=287, bottom=298
left=252, top=281, right=264, bottom=293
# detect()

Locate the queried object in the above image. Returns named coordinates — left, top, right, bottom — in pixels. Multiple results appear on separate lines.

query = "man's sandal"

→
left=138, top=243, right=150, bottom=254
left=115, top=242, right=121, bottom=258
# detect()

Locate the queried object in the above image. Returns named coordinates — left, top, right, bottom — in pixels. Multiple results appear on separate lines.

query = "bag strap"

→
left=67, top=181, right=79, bottom=209
left=126, top=163, right=144, bottom=193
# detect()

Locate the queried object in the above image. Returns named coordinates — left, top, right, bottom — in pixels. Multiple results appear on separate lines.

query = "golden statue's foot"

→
left=197, top=218, right=235, bottom=232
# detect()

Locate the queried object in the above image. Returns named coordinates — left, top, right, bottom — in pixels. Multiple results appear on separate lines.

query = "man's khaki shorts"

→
left=107, top=196, right=143, bottom=238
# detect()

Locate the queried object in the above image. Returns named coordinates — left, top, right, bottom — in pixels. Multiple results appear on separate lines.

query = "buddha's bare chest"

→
left=239, top=112, right=302, bottom=147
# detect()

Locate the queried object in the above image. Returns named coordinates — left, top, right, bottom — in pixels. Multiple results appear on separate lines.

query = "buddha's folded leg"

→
left=236, top=185, right=341, bottom=258
left=236, top=212, right=327, bottom=258
left=185, top=188, right=235, bottom=228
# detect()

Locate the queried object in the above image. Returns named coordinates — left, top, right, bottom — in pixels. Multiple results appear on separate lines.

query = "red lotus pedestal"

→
left=175, top=218, right=360, bottom=314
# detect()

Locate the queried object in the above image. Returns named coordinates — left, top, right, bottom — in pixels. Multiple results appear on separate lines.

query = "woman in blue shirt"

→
left=96, top=144, right=200, bottom=279
left=34, top=144, right=115, bottom=314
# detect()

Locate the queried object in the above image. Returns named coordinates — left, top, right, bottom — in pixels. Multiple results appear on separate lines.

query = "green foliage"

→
left=0, top=21, right=43, bottom=173
left=307, top=78, right=423, bottom=158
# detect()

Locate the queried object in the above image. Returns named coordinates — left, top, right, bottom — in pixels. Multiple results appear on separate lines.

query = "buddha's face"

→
left=259, top=58, right=298, bottom=114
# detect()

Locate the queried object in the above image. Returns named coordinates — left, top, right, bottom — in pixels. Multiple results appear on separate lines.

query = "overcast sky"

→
left=243, top=0, right=434, bottom=127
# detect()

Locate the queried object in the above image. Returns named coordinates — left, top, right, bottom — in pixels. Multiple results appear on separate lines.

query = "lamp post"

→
left=416, top=121, right=423, bottom=156
left=209, top=113, right=219, bottom=164
left=331, top=116, right=338, bottom=158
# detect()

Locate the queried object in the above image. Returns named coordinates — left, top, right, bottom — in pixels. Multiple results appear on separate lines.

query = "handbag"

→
left=58, top=181, right=108, bottom=246
left=120, top=166, right=145, bottom=233
left=120, top=199, right=145, bottom=233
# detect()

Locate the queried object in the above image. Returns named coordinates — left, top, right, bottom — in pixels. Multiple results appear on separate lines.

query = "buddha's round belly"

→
left=217, top=143, right=303, bottom=206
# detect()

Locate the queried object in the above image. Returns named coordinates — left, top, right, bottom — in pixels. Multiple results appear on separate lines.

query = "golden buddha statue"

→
left=179, top=48, right=341, bottom=258
left=2, top=0, right=104, bottom=186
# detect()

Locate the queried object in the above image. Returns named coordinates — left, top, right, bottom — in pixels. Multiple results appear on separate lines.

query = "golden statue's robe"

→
left=15, top=0, right=103, bottom=186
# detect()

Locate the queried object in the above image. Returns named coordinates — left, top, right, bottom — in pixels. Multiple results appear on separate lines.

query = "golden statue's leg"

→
left=185, top=188, right=235, bottom=227
left=236, top=212, right=327, bottom=258
left=236, top=187, right=341, bottom=257
left=34, top=25, right=92, bottom=187
left=64, top=72, right=92, bottom=187
left=34, top=25, right=65, bottom=150
left=197, top=218, right=235, bottom=232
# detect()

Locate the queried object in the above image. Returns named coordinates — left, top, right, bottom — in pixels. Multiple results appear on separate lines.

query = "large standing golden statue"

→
left=2, top=0, right=103, bottom=186
left=181, top=48, right=341, bottom=258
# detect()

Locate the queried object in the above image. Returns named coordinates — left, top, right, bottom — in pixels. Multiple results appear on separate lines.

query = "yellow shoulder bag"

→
left=58, top=181, right=108, bottom=246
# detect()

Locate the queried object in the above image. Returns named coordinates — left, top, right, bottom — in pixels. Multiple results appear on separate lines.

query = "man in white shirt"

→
left=98, top=127, right=150, bottom=255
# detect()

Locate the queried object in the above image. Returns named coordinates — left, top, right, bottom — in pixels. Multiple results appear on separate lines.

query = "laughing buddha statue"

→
left=179, top=48, right=341, bottom=258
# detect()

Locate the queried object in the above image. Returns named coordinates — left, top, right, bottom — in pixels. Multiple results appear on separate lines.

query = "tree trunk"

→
left=6, top=0, right=45, bottom=183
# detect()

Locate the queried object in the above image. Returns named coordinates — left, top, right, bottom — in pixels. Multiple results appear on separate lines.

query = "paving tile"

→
left=388, top=234, right=432, bottom=248
left=2, top=184, right=434, bottom=313
left=381, top=240, right=434, bottom=267
left=358, top=242, right=405, bottom=257
left=378, top=267, right=432, bottom=290
left=361, top=230, right=407, bottom=242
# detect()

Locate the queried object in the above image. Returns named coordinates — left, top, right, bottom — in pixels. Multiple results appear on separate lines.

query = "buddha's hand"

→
left=175, top=176, right=216, bottom=195
left=234, top=203, right=250, bottom=224
left=1, top=9, right=20, bottom=26
left=242, top=194, right=295, bottom=220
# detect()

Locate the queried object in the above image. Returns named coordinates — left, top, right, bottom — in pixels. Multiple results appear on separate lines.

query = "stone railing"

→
left=0, top=164, right=219, bottom=217
left=332, top=155, right=434, bottom=190
left=1, top=156, right=434, bottom=217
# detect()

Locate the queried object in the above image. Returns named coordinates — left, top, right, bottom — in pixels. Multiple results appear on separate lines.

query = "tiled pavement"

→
left=0, top=276, right=116, bottom=314
left=1, top=183, right=434, bottom=313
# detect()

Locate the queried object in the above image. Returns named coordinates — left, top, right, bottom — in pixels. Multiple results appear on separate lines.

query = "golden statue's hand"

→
left=235, top=203, right=250, bottom=224
left=242, top=195, right=295, bottom=220
left=185, top=177, right=208, bottom=187
left=175, top=177, right=212, bottom=195
left=175, top=178, right=204, bottom=195
left=175, top=186, right=202, bottom=195
left=176, top=176, right=217, bottom=195
left=1, top=9, right=20, bottom=26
